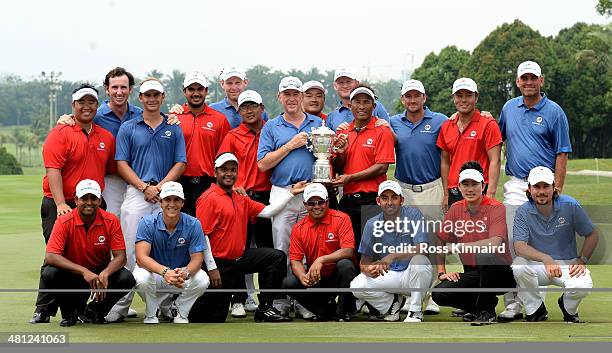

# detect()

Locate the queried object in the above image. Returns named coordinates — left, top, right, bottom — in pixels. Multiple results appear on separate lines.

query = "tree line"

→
left=0, top=19, right=609, bottom=170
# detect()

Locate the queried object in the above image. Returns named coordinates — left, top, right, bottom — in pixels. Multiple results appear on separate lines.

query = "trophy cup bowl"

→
left=308, top=123, right=336, bottom=183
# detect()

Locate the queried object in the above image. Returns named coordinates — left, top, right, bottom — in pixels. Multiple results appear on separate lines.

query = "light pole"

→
left=41, top=71, right=62, bottom=131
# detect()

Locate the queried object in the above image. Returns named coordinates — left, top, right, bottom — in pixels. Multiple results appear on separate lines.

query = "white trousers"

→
left=110, top=185, right=162, bottom=317
left=503, top=177, right=529, bottom=307
left=398, top=178, right=444, bottom=221
left=133, top=267, right=209, bottom=318
left=270, top=185, right=307, bottom=256
left=102, top=174, right=127, bottom=218
left=511, top=257, right=592, bottom=315
left=351, top=255, right=432, bottom=313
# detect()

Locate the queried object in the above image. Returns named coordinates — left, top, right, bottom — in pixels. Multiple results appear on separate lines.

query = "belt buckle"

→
left=191, top=177, right=201, bottom=184
left=413, top=185, right=423, bottom=192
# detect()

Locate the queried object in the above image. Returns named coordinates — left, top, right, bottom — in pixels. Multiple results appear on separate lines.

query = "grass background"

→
left=0, top=161, right=611, bottom=342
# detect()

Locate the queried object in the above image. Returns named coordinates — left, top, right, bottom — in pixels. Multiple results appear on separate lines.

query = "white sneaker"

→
left=403, top=311, right=423, bottom=323
left=127, top=308, right=138, bottom=318
left=105, top=311, right=125, bottom=323
left=231, top=303, right=247, bottom=318
left=384, top=295, right=405, bottom=322
left=424, top=297, right=440, bottom=315
left=400, top=300, right=410, bottom=313
left=143, top=316, right=159, bottom=324
left=498, top=302, right=524, bottom=322
left=245, top=296, right=258, bottom=312
left=173, top=314, right=189, bottom=324
left=295, top=303, right=316, bottom=320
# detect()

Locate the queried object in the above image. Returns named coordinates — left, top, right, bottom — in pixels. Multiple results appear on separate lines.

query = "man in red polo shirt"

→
left=283, top=183, right=357, bottom=321
left=432, top=161, right=515, bottom=325
left=437, top=78, right=502, bottom=207
left=31, top=84, right=116, bottom=324
left=218, top=90, right=272, bottom=317
left=190, top=153, right=306, bottom=323
left=302, top=80, right=327, bottom=120
left=332, top=85, right=395, bottom=250
left=35, top=179, right=135, bottom=326
left=176, top=72, right=231, bottom=216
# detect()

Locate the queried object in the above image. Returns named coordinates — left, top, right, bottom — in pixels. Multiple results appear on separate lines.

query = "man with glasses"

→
left=282, top=183, right=357, bottom=321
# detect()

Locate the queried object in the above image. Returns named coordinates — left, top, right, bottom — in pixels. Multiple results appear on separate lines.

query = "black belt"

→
left=344, top=192, right=377, bottom=199
left=180, top=175, right=214, bottom=184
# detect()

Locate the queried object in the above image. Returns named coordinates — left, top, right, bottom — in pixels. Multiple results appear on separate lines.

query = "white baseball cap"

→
left=334, top=68, right=357, bottom=81
left=75, top=179, right=101, bottom=199
left=452, top=77, right=478, bottom=94
left=458, top=169, right=484, bottom=184
left=139, top=80, right=164, bottom=94
left=72, top=87, right=99, bottom=102
left=350, top=86, right=376, bottom=101
left=214, top=152, right=239, bottom=168
left=238, top=90, right=263, bottom=106
left=183, top=72, right=209, bottom=88
left=220, top=67, right=246, bottom=81
left=303, top=183, right=328, bottom=201
left=401, top=79, right=425, bottom=95
left=378, top=180, right=402, bottom=196
left=517, top=61, right=542, bottom=77
left=278, top=76, right=303, bottom=93
left=528, top=166, right=554, bottom=185
left=160, top=181, right=185, bottom=200
left=303, top=80, right=327, bottom=94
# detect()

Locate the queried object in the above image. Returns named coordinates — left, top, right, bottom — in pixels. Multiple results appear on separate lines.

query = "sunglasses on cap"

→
left=304, top=199, right=329, bottom=207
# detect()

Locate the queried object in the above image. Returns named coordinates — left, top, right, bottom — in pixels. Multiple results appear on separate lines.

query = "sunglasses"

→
left=304, top=199, right=329, bottom=207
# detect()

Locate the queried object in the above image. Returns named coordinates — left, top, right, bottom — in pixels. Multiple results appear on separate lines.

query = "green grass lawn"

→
left=0, top=161, right=611, bottom=343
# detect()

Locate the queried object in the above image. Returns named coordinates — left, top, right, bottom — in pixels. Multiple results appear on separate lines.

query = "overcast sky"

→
left=1, top=0, right=608, bottom=83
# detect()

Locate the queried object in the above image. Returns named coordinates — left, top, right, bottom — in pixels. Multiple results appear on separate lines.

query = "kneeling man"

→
left=283, top=183, right=357, bottom=321
left=512, top=166, right=598, bottom=323
left=351, top=180, right=432, bottom=323
left=134, top=182, right=209, bottom=324
left=38, top=179, right=135, bottom=326
left=433, top=161, right=515, bottom=325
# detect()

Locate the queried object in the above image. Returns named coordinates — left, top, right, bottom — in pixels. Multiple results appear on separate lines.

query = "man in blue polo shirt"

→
left=257, top=76, right=322, bottom=315
left=107, top=78, right=187, bottom=322
left=512, top=166, right=598, bottom=323
left=350, top=180, right=432, bottom=323
left=389, top=79, right=447, bottom=315
left=498, top=61, right=572, bottom=321
left=210, top=67, right=268, bottom=129
left=134, top=182, right=209, bottom=324
left=325, top=68, right=389, bottom=132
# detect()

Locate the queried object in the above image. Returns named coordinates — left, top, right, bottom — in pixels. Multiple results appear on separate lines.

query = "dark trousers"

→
left=189, top=248, right=287, bottom=323
left=448, top=184, right=489, bottom=206
left=432, top=253, right=516, bottom=314
left=38, top=265, right=135, bottom=319
left=35, top=197, right=77, bottom=316
left=232, top=190, right=274, bottom=305
left=179, top=175, right=215, bottom=217
left=338, top=192, right=378, bottom=254
left=282, top=259, right=357, bottom=318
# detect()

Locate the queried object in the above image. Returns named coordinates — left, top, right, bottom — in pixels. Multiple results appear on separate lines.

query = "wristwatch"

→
left=579, top=256, right=589, bottom=265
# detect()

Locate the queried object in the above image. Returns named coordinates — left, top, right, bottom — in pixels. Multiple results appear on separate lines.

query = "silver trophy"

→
left=307, top=122, right=336, bottom=183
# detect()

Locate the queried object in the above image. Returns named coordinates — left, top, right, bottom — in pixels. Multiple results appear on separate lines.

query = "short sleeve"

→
left=553, top=109, right=572, bottom=154
left=246, top=196, right=266, bottom=223
left=488, top=203, right=508, bottom=242
left=572, top=203, right=595, bottom=237
left=374, top=127, right=396, bottom=164
left=135, top=218, right=152, bottom=244
left=437, top=207, right=458, bottom=243
left=436, top=123, right=449, bottom=152
left=288, top=226, right=305, bottom=261
left=115, top=123, right=132, bottom=162
left=172, top=126, right=187, bottom=163
left=358, top=220, right=376, bottom=257
left=189, top=219, right=206, bottom=253
left=409, top=208, right=429, bottom=245
left=109, top=215, right=126, bottom=251
left=338, top=213, right=355, bottom=250
left=257, top=123, right=275, bottom=161
left=46, top=218, right=68, bottom=254
left=42, top=128, right=68, bottom=169
left=512, top=207, right=530, bottom=243
left=484, top=119, right=503, bottom=151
